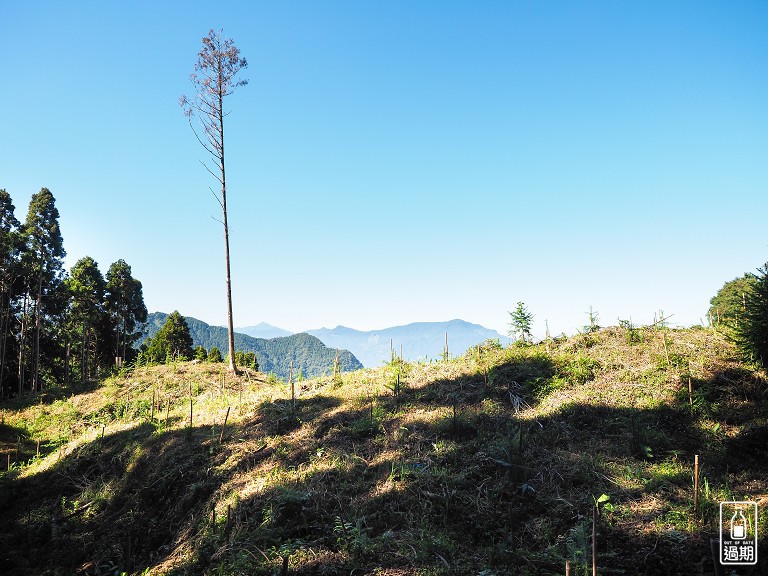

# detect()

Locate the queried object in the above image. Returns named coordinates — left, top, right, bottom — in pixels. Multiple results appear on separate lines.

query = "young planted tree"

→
left=508, top=301, right=534, bottom=344
left=180, top=29, right=248, bottom=374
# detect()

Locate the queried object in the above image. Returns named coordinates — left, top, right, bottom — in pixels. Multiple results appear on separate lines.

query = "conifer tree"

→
left=22, top=188, right=65, bottom=392
left=0, top=190, right=21, bottom=397
left=105, top=259, right=148, bottom=365
left=508, top=301, right=534, bottom=344
left=65, top=257, right=107, bottom=382
left=735, top=264, right=768, bottom=366
left=143, top=311, right=194, bottom=364
left=180, top=29, right=247, bottom=374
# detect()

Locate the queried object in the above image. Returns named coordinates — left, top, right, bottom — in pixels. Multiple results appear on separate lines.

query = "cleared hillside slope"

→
left=1, top=326, right=766, bottom=575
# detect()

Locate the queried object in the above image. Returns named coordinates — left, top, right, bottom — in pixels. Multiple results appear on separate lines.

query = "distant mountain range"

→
left=306, top=320, right=512, bottom=367
left=235, top=322, right=293, bottom=340
left=141, top=315, right=511, bottom=373
left=140, top=313, right=362, bottom=380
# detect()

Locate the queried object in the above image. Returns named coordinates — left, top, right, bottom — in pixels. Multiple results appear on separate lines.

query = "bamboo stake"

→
left=565, top=560, right=571, bottom=576
left=694, top=454, right=700, bottom=515
left=592, top=503, right=597, bottom=576
left=688, top=377, right=694, bottom=415
left=188, top=382, right=193, bottom=431
left=290, top=360, right=295, bottom=411
left=218, top=407, right=230, bottom=444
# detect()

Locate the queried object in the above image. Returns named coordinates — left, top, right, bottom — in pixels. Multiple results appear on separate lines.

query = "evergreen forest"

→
left=0, top=188, right=148, bottom=399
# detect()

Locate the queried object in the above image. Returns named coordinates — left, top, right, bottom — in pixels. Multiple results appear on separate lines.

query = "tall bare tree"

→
left=181, top=29, right=247, bottom=373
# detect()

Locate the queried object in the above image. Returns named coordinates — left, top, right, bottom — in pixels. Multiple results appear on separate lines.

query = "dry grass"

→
left=1, top=326, right=767, bottom=575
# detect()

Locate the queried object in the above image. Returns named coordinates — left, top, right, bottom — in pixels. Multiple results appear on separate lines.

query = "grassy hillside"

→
left=1, top=325, right=767, bottom=575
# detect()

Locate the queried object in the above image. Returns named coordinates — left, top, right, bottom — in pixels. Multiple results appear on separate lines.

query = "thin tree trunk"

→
left=18, top=291, right=28, bottom=395
left=121, top=307, right=127, bottom=365
left=80, top=323, right=88, bottom=383
left=0, top=293, right=9, bottom=399
left=65, top=340, right=70, bottom=386
left=219, top=85, right=237, bottom=375
left=33, top=272, right=42, bottom=392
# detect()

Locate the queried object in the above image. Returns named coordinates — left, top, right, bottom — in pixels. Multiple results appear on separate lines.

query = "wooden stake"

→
left=290, top=360, right=295, bottom=411
left=688, top=377, right=694, bottom=415
left=565, top=560, right=571, bottom=576
left=662, top=331, right=670, bottom=365
left=218, top=407, right=230, bottom=444
left=165, top=398, right=170, bottom=426
left=592, top=503, right=597, bottom=576
left=36, top=439, right=40, bottom=458
left=151, top=390, right=155, bottom=422
left=7, top=452, right=10, bottom=470
left=694, top=454, right=700, bottom=515
left=100, top=424, right=105, bottom=442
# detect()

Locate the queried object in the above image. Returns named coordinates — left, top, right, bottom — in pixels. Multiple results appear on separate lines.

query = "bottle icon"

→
left=731, top=507, right=747, bottom=540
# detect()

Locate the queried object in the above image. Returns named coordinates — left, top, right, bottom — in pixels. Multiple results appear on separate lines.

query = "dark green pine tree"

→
left=0, top=189, right=21, bottom=397
left=144, top=311, right=194, bottom=364
left=508, top=301, right=534, bottom=344
left=65, top=257, right=108, bottom=383
left=735, top=264, right=768, bottom=367
left=23, top=188, right=66, bottom=392
left=105, top=259, right=148, bottom=365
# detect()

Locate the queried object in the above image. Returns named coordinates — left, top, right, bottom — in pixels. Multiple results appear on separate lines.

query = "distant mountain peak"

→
left=235, top=323, right=293, bottom=340
left=306, top=319, right=511, bottom=368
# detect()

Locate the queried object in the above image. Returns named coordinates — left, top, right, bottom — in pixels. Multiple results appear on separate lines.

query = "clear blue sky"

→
left=2, top=1, right=767, bottom=337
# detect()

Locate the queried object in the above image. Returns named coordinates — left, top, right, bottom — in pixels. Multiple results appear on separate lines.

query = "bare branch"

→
left=199, top=159, right=223, bottom=185
left=209, top=187, right=224, bottom=210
